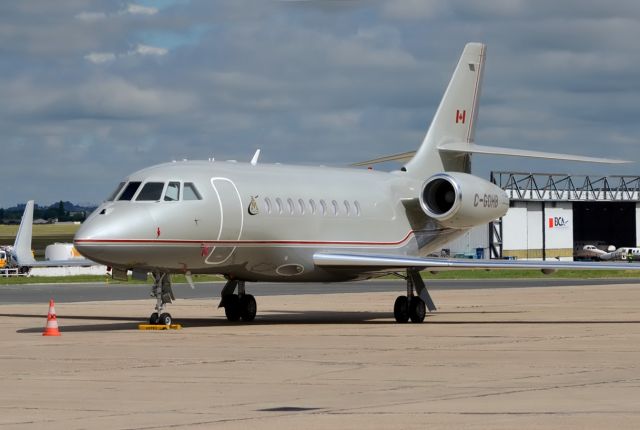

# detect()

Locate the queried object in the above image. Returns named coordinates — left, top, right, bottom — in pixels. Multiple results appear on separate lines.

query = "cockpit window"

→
left=164, top=182, right=180, bottom=201
left=136, top=182, right=164, bottom=201
left=118, top=181, right=142, bottom=201
left=107, top=182, right=126, bottom=201
left=183, top=182, right=202, bottom=201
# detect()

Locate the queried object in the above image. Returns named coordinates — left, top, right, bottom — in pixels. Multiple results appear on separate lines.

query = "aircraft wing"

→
left=21, top=258, right=95, bottom=267
left=313, top=252, right=640, bottom=272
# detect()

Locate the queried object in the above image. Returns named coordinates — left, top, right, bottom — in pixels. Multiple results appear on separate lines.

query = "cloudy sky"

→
left=1, top=0, right=639, bottom=207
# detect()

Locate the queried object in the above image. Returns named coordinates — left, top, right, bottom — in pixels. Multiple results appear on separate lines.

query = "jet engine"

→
left=419, top=172, right=509, bottom=228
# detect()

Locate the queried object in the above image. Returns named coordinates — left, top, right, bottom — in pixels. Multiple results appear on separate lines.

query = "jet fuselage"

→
left=74, top=161, right=463, bottom=282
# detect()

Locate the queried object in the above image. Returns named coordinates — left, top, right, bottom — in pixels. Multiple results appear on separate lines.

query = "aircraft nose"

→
left=74, top=205, right=153, bottom=266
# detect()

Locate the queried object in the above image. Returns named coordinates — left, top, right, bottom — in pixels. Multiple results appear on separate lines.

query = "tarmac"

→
left=2, top=282, right=640, bottom=429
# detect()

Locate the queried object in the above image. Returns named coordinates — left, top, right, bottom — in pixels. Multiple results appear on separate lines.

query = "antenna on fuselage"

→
left=250, top=149, right=261, bottom=166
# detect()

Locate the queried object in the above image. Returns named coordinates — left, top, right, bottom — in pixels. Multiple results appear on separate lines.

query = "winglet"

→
left=250, top=149, right=261, bottom=166
left=12, top=200, right=36, bottom=266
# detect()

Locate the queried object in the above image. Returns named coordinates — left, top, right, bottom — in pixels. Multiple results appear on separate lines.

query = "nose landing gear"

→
left=149, top=272, right=175, bottom=325
left=393, top=270, right=436, bottom=323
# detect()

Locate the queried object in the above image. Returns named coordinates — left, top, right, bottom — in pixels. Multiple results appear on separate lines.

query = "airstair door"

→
left=205, top=178, right=244, bottom=265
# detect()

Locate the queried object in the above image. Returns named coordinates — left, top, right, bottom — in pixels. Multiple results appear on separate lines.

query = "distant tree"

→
left=70, top=212, right=86, bottom=222
left=0, top=208, right=4, bottom=222
left=57, top=201, right=65, bottom=218
left=5, top=209, right=21, bottom=221
left=43, top=207, right=58, bottom=221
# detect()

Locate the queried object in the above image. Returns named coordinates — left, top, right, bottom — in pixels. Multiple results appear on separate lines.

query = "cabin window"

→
left=183, top=183, right=202, bottom=201
left=107, top=182, right=126, bottom=201
left=319, top=199, right=327, bottom=216
left=164, top=182, right=180, bottom=201
left=309, top=199, right=316, bottom=215
left=275, top=198, right=283, bottom=214
left=344, top=200, right=351, bottom=216
left=298, top=198, right=305, bottom=215
left=331, top=200, right=339, bottom=216
left=136, top=182, right=165, bottom=201
left=264, top=197, right=272, bottom=214
left=287, top=198, right=295, bottom=215
left=354, top=201, right=361, bottom=216
left=118, top=181, right=142, bottom=201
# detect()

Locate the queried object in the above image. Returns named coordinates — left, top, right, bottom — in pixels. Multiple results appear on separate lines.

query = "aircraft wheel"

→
left=409, top=297, right=426, bottom=323
left=393, top=296, right=409, bottom=323
left=149, top=312, right=159, bottom=324
left=159, top=313, right=172, bottom=326
left=240, top=294, right=257, bottom=322
left=224, top=294, right=241, bottom=322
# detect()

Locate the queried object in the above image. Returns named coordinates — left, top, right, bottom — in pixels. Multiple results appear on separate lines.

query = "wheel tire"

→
left=224, top=294, right=241, bottom=322
left=149, top=312, right=159, bottom=324
left=393, top=296, right=409, bottom=323
left=159, top=313, right=172, bottom=326
left=409, top=297, right=426, bottom=323
left=240, top=294, right=257, bottom=322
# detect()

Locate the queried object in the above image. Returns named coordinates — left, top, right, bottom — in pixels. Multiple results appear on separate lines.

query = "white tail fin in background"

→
left=13, top=200, right=36, bottom=266
left=10, top=200, right=93, bottom=268
left=404, top=43, right=485, bottom=176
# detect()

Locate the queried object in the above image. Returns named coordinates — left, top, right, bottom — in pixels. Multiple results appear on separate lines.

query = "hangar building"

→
left=443, top=172, right=640, bottom=261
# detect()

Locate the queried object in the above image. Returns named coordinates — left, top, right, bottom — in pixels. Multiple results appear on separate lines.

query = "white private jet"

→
left=15, top=42, right=637, bottom=326
left=583, top=245, right=640, bottom=261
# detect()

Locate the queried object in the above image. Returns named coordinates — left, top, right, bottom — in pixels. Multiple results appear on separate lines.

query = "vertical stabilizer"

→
left=404, top=43, right=486, bottom=176
left=12, top=200, right=36, bottom=266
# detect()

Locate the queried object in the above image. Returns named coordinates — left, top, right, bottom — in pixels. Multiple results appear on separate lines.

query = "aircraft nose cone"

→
left=74, top=215, right=112, bottom=264
left=74, top=205, right=153, bottom=266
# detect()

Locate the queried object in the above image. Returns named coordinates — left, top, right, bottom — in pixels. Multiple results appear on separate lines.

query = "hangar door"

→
left=573, top=202, right=636, bottom=249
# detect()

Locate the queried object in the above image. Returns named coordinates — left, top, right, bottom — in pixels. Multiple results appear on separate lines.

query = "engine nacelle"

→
left=419, top=172, right=509, bottom=228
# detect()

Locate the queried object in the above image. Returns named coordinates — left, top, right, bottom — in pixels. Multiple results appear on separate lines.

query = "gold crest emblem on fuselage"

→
left=248, top=195, right=259, bottom=215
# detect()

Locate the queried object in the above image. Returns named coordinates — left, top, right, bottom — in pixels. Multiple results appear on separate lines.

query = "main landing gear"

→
left=393, top=270, right=437, bottom=323
left=218, top=279, right=257, bottom=322
left=149, top=272, right=175, bottom=325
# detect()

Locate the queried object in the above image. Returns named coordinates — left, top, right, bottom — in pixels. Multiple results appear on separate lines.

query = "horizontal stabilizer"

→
left=352, top=143, right=629, bottom=167
left=314, top=252, right=640, bottom=272
left=437, top=142, right=629, bottom=164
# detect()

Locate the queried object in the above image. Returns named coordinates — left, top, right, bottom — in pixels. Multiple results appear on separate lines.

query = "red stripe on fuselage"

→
left=74, top=231, right=415, bottom=247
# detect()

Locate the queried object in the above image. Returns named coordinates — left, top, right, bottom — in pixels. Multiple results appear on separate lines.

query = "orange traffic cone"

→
left=42, top=298, right=61, bottom=336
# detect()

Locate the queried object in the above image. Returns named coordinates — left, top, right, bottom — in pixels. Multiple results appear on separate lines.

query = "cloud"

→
left=381, top=0, right=449, bottom=19
left=83, top=45, right=168, bottom=63
left=75, top=3, right=158, bottom=23
left=126, top=4, right=158, bottom=16
left=74, top=11, right=107, bottom=22
left=3, top=76, right=196, bottom=119
left=133, top=44, right=168, bottom=56
left=84, top=52, right=116, bottom=64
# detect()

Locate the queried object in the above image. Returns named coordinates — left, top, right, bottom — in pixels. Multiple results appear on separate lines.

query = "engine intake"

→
left=422, top=176, right=460, bottom=216
left=420, top=172, right=509, bottom=228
